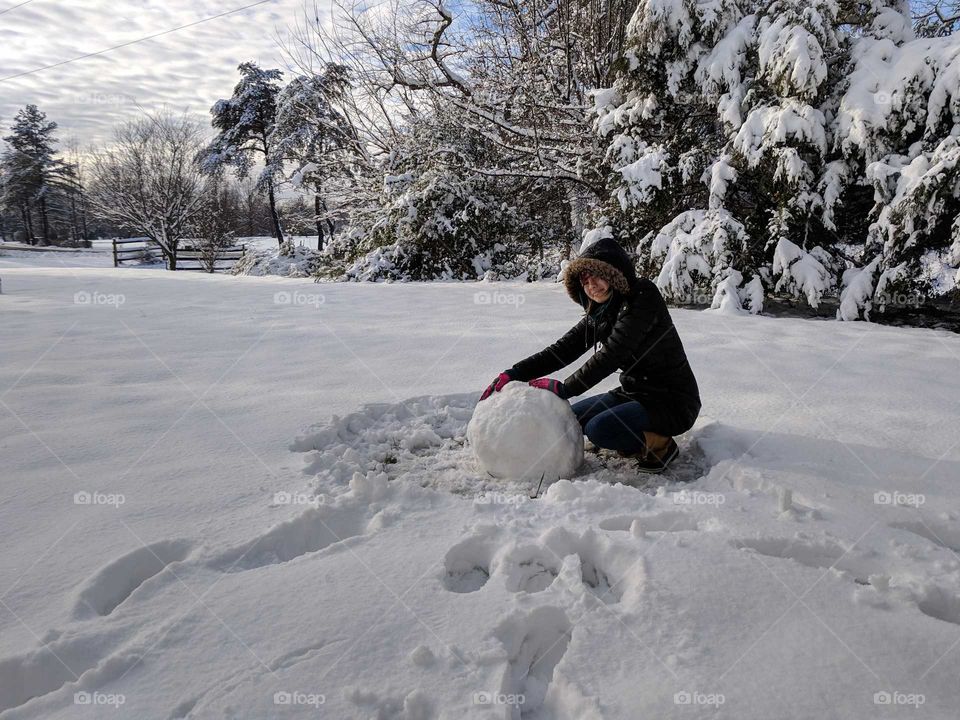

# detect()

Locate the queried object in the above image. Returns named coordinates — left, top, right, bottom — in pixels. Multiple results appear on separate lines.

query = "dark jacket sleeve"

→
left=562, top=293, right=660, bottom=397
left=509, top=316, right=590, bottom=382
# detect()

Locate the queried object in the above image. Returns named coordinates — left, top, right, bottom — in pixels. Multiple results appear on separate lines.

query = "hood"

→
left=562, top=236, right=638, bottom=308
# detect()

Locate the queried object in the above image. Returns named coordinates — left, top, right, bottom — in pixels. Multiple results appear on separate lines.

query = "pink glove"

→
left=528, top=378, right=568, bottom=399
left=480, top=371, right=515, bottom=401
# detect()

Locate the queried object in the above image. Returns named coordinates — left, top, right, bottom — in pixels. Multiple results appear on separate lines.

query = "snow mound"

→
left=291, top=392, right=715, bottom=497
left=231, top=242, right=322, bottom=278
left=466, top=383, right=584, bottom=482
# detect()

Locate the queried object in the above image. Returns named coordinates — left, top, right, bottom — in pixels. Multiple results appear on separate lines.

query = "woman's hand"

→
left=528, top=378, right=568, bottom=399
left=479, top=371, right=515, bottom=401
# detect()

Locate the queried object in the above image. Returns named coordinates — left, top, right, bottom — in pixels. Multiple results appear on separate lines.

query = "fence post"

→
left=112, top=238, right=118, bottom=267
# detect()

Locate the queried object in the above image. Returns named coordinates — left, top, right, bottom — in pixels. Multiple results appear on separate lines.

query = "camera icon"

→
left=472, top=691, right=493, bottom=705
left=74, top=291, right=91, bottom=305
left=874, top=691, right=892, bottom=705
left=273, top=291, right=292, bottom=305
left=74, top=692, right=91, bottom=705
left=674, top=691, right=692, bottom=705
left=873, top=491, right=892, bottom=505
left=74, top=491, right=92, bottom=505
left=273, top=691, right=292, bottom=705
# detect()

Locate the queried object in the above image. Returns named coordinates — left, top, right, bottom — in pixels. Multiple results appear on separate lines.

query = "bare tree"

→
left=189, top=177, right=237, bottom=273
left=88, top=111, right=208, bottom=270
left=913, top=0, right=960, bottom=35
left=291, top=0, right=639, bottom=194
left=63, top=137, right=91, bottom=246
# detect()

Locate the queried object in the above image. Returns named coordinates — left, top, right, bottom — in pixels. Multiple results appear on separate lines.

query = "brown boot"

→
left=615, top=431, right=670, bottom=460
left=636, top=437, right=679, bottom=473
left=642, top=431, right=672, bottom=455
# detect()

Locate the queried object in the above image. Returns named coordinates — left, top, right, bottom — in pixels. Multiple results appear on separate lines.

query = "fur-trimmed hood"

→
left=562, top=236, right=638, bottom=308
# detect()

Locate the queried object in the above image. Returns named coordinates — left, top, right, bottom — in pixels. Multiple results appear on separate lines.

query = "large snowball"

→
left=467, top=383, right=584, bottom=482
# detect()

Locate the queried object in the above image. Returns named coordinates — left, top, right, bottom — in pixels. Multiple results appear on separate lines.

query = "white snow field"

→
left=1, top=249, right=960, bottom=719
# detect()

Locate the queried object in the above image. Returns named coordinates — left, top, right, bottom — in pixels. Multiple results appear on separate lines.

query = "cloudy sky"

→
left=0, top=0, right=332, bottom=148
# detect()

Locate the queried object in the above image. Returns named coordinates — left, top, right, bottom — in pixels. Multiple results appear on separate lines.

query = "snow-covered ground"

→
left=1, top=250, right=959, bottom=719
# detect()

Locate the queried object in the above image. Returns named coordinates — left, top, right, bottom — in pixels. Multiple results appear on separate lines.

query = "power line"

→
left=0, top=0, right=276, bottom=83
left=0, top=0, right=36, bottom=17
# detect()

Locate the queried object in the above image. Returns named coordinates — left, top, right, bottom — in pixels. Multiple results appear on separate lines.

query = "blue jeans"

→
left=570, top=391, right=653, bottom=455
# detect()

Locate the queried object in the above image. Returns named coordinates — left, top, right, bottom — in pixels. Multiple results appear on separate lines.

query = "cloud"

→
left=0, top=0, right=335, bottom=148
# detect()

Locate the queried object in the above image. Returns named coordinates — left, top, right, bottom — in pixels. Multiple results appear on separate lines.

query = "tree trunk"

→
left=79, top=192, right=89, bottom=241
left=314, top=192, right=324, bottom=251
left=20, top=204, right=34, bottom=244
left=267, top=181, right=284, bottom=248
left=69, top=192, right=79, bottom=243
left=39, top=195, right=49, bottom=245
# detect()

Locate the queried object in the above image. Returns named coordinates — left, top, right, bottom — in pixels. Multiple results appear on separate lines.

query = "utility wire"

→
left=0, top=0, right=276, bottom=83
left=0, top=0, right=36, bottom=17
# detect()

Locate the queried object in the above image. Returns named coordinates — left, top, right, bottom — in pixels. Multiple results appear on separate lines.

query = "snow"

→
left=643, top=208, right=754, bottom=308
left=771, top=237, right=832, bottom=308
left=757, top=13, right=828, bottom=98
left=578, top=224, right=613, bottom=254
left=732, top=99, right=828, bottom=168
left=695, top=14, right=756, bottom=99
left=1, top=254, right=960, bottom=718
left=588, top=88, right=621, bottom=138
left=614, top=142, right=668, bottom=208
left=708, top=154, right=737, bottom=209
left=230, top=242, right=323, bottom=278
left=838, top=255, right=883, bottom=322
left=467, top=383, right=584, bottom=483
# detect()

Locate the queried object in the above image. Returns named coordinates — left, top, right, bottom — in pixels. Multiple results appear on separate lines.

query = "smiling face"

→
left=580, top=272, right=612, bottom=303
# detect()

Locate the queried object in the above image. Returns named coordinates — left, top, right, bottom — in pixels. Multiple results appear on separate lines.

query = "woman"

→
left=480, top=237, right=701, bottom=473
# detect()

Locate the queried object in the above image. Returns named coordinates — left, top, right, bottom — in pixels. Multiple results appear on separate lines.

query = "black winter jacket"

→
left=509, top=237, right=702, bottom=437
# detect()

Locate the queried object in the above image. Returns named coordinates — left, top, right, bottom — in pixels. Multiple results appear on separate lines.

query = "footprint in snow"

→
left=599, top=509, right=700, bottom=534
left=207, top=501, right=378, bottom=573
left=72, top=538, right=194, bottom=620
left=889, top=519, right=960, bottom=554
left=733, top=536, right=848, bottom=571
left=492, top=606, right=572, bottom=719
left=442, top=528, right=643, bottom=606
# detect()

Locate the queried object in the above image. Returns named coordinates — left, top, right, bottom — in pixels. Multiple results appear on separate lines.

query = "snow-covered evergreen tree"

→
left=0, top=105, right=65, bottom=245
left=324, top=111, right=522, bottom=281
left=595, top=0, right=960, bottom=319
left=271, top=63, right=364, bottom=250
left=200, top=63, right=287, bottom=249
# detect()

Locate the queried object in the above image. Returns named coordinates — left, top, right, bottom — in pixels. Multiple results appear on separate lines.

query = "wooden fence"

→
left=112, top=237, right=247, bottom=271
